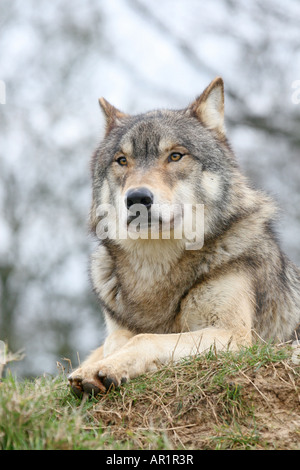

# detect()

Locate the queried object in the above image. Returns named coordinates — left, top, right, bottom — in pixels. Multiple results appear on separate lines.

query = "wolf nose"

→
left=126, top=187, right=154, bottom=210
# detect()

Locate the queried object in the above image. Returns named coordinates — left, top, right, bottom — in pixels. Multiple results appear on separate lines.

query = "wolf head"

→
left=90, top=77, right=272, bottom=249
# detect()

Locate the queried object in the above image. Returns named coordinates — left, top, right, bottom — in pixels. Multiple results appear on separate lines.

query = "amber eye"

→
left=168, top=152, right=184, bottom=162
left=116, top=156, right=127, bottom=166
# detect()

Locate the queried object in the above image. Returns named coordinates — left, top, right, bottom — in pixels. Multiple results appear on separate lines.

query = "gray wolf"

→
left=68, top=77, right=300, bottom=396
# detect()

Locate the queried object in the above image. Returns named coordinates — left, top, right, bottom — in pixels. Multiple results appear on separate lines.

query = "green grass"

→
left=0, top=343, right=299, bottom=450
left=211, top=422, right=261, bottom=450
left=0, top=372, right=172, bottom=450
left=0, top=374, right=95, bottom=450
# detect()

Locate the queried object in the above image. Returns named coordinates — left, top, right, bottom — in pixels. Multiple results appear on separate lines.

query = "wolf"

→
left=68, top=77, right=300, bottom=396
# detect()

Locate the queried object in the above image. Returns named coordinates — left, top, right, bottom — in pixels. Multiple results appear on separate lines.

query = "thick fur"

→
left=69, top=77, right=300, bottom=396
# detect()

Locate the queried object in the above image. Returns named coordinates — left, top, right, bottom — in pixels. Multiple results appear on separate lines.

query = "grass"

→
left=0, top=343, right=299, bottom=450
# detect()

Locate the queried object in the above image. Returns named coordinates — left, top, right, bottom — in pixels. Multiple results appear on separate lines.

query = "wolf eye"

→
left=168, top=152, right=184, bottom=162
left=116, top=156, right=127, bottom=166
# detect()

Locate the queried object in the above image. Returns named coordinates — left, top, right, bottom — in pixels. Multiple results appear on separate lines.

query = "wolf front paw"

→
left=68, top=366, right=105, bottom=398
left=68, top=362, right=128, bottom=398
left=98, top=364, right=129, bottom=390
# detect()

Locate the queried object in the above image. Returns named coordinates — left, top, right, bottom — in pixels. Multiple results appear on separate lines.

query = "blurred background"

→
left=0, top=0, right=300, bottom=377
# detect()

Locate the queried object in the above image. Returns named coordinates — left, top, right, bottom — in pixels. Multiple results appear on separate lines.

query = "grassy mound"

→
left=0, top=343, right=299, bottom=450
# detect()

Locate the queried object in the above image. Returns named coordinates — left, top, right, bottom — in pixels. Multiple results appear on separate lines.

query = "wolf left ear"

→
left=99, top=97, right=128, bottom=135
left=188, top=77, right=225, bottom=136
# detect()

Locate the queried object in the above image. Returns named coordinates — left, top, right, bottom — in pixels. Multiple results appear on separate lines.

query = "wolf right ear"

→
left=187, top=77, right=225, bottom=136
left=99, top=97, right=128, bottom=135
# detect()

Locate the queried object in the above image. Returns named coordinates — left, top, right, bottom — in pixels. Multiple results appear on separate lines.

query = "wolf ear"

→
left=99, top=97, right=128, bottom=134
left=188, top=77, right=225, bottom=136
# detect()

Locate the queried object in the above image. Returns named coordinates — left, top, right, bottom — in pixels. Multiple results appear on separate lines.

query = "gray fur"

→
left=69, top=77, right=300, bottom=397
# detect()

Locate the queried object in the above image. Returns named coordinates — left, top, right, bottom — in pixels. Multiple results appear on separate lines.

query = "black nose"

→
left=126, top=187, right=154, bottom=210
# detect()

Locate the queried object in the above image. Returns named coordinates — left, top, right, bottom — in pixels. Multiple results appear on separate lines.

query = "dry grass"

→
left=0, top=342, right=299, bottom=450
left=89, top=343, right=300, bottom=450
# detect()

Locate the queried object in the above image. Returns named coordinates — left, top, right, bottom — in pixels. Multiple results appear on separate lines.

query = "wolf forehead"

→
left=104, top=111, right=199, bottom=156
left=97, top=110, right=223, bottom=166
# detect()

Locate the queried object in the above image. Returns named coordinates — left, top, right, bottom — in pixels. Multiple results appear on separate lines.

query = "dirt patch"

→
left=239, top=363, right=300, bottom=449
left=90, top=349, right=300, bottom=450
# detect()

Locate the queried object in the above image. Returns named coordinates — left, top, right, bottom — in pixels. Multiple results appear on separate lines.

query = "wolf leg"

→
left=103, top=329, right=134, bottom=357
left=69, top=327, right=250, bottom=395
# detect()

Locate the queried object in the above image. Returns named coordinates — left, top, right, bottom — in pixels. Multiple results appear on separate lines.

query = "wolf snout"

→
left=125, top=187, right=154, bottom=211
